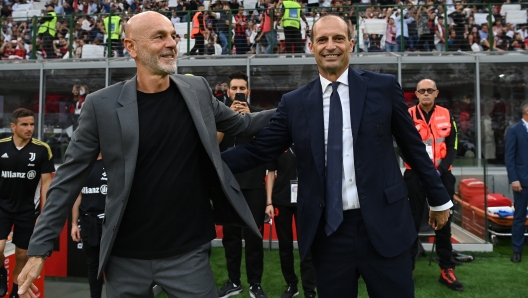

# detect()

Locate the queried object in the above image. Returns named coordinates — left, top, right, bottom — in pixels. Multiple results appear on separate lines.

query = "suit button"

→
left=361, top=196, right=366, bottom=200
left=319, top=204, right=323, bottom=209
left=356, top=168, right=361, bottom=171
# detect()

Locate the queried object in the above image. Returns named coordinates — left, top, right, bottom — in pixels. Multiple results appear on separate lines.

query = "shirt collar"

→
left=522, top=118, right=528, bottom=126
left=319, top=68, right=349, bottom=93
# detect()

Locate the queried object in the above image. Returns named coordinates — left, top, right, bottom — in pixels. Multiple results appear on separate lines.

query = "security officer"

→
left=403, top=79, right=464, bottom=292
left=37, top=4, right=57, bottom=59
left=190, top=3, right=206, bottom=55
left=276, top=0, right=308, bottom=54
left=102, top=8, right=124, bottom=57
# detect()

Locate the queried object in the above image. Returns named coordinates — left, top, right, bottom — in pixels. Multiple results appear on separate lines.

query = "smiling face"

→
left=309, top=16, right=354, bottom=81
left=125, top=11, right=178, bottom=76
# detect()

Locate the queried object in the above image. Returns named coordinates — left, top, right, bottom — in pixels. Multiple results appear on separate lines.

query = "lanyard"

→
left=416, top=105, right=433, bottom=126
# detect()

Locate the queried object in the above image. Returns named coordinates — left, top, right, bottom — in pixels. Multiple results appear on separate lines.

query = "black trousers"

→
left=275, top=204, right=316, bottom=294
left=108, top=38, right=124, bottom=57
left=40, top=32, right=54, bottom=59
left=80, top=216, right=104, bottom=298
left=283, top=27, right=303, bottom=54
left=222, top=188, right=266, bottom=284
left=420, top=33, right=435, bottom=51
left=190, top=33, right=205, bottom=55
left=311, top=209, right=414, bottom=298
left=404, top=169, right=456, bottom=270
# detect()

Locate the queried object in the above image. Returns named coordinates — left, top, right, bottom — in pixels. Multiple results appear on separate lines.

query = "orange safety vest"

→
left=405, top=105, right=452, bottom=170
left=191, top=11, right=206, bottom=38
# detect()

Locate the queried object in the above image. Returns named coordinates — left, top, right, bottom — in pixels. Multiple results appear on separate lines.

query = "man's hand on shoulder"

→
left=17, top=257, right=44, bottom=298
left=429, top=209, right=450, bottom=230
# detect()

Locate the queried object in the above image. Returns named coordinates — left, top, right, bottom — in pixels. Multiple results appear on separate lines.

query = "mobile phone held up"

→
left=235, top=93, right=246, bottom=102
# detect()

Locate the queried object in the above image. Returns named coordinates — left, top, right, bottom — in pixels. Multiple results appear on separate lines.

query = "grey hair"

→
left=521, top=100, right=528, bottom=114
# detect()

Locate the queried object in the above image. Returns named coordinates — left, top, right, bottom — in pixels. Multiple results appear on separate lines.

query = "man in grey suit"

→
left=17, top=11, right=274, bottom=298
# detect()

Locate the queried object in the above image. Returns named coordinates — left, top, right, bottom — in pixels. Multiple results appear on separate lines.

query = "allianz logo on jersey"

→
left=1, top=170, right=37, bottom=180
left=82, top=184, right=108, bottom=195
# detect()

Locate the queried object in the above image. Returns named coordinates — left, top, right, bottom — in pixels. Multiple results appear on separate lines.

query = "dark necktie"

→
left=325, top=81, right=343, bottom=235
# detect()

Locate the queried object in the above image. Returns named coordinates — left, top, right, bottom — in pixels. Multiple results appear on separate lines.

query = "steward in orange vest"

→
left=403, top=79, right=464, bottom=292
left=190, top=3, right=207, bottom=55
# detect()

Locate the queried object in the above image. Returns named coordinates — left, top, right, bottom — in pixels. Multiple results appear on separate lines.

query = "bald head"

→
left=416, top=79, right=437, bottom=90
left=126, top=11, right=172, bottom=40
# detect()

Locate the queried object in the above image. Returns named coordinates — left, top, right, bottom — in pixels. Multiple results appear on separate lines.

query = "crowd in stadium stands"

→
left=0, top=0, right=527, bottom=59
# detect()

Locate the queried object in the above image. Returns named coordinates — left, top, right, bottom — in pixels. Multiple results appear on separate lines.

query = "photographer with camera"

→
left=217, top=72, right=271, bottom=298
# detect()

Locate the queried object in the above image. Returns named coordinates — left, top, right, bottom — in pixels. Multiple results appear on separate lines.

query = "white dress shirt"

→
left=320, top=69, right=360, bottom=210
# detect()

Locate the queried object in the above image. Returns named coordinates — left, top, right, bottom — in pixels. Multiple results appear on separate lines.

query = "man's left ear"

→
left=349, top=40, right=355, bottom=52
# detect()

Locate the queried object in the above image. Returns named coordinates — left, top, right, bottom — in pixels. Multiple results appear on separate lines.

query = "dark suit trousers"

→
left=311, top=209, right=414, bottom=298
left=512, top=188, right=528, bottom=253
left=275, top=204, right=316, bottom=294
left=405, top=169, right=456, bottom=270
left=222, top=188, right=266, bottom=284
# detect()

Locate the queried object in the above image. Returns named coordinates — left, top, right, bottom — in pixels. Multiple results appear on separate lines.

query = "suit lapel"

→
left=520, top=121, right=528, bottom=143
left=348, top=67, right=369, bottom=147
left=303, top=78, right=326, bottom=186
left=116, top=76, right=139, bottom=192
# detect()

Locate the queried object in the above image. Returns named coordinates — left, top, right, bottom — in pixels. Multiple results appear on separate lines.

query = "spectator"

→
left=0, top=4, right=12, bottom=17
left=449, top=0, right=467, bottom=52
left=230, top=0, right=241, bottom=10
left=171, top=11, right=180, bottom=25
left=385, top=17, right=398, bottom=52
left=434, top=15, right=447, bottom=52
left=467, top=15, right=479, bottom=32
left=233, top=7, right=248, bottom=54
left=0, top=40, right=16, bottom=59
left=466, top=33, right=482, bottom=51
left=517, top=25, right=528, bottom=40
left=416, top=0, right=436, bottom=51
left=217, top=4, right=234, bottom=55
left=447, top=30, right=456, bottom=50
left=74, top=39, right=85, bottom=57
left=392, top=7, right=416, bottom=52
left=63, top=1, right=74, bottom=14
left=510, top=32, right=526, bottom=51
left=492, top=18, right=503, bottom=36
left=246, top=20, right=258, bottom=54
left=255, top=0, right=278, bottom=55
left=53, top=37, right=70, bottom=58
left=504, top=23, right=515, bottom=39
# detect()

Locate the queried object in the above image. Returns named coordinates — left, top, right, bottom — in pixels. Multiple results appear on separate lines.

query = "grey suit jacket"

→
left=27, top=74, right=274, bottom=276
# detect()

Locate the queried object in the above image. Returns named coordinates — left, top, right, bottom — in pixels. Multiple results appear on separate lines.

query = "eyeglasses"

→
left=416, top=88, right=437, bottom=94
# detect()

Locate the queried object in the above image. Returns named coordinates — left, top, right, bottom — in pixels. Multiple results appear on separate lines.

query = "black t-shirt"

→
left=267, top=147, right=297, bottom=207
left=111, top=82, right=216, bottom=259
left=0, top=137, right=55, bottom=214
left=79, top=159, right=106, bottom=214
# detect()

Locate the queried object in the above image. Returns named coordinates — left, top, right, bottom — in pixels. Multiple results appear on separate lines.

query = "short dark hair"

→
left=228, top=72, right=248, bottom=87
left=11, top=108, right=34, bottom=124
left=311, top=15, right=352, bottom=42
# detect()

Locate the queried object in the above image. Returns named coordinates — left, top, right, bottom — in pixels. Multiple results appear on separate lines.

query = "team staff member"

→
left=403, top=79, right=463, bottom=292
left=37, top=4, right=57, bottom=59
left=190, top=3, right=207, bottom=55
left=17, top=12, right=274, bottom=298
left=71, top=153, right=105, bottom=298
left=102, top=8, right=124, bottom=57
left=266, top=147, right=317, bottom=298
left=217, top=72, right=271, bottom=298
left=0, top=108, right=54, bottom=298
left=276, top=0, right=308, bottom=54
left=222, top=15, right=452, bottom=297
left=505, top=100, right=528, bottom=263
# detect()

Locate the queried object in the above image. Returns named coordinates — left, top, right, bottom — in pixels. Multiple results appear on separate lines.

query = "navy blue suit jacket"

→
left=505, top=121, right=528, bottom=186
left=222, top=67, right=451, bottom=259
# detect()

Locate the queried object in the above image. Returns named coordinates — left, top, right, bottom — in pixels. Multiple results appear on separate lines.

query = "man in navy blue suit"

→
left=505, top=100, right=528, bottom=263
left=222, top=15, right=452, bottom=297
